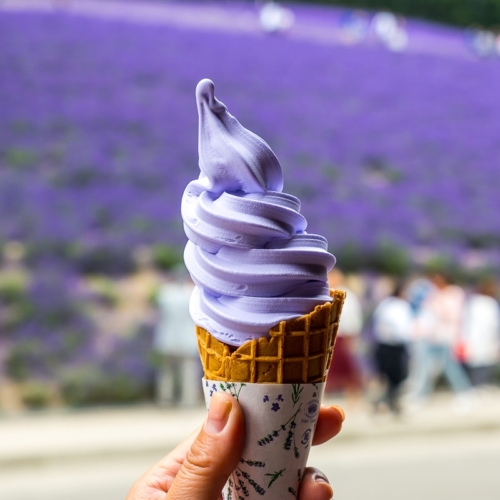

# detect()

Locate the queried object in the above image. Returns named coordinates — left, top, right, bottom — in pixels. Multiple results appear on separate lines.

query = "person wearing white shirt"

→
left=463, top=279, right=500, bottom=388
left=153, top=269, right=202, bottom=407
left=372, top=282, right=413, bottom=415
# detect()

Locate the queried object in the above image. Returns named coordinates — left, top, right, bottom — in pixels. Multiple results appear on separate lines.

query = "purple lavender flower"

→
left=0, top=4, right=498, bottom=288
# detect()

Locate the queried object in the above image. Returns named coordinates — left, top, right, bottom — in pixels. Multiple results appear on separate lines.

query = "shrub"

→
left=68, top=245, right=137, bottom=276
left=19, top=381, right=55, bottom=410
left=86, top=276, right=121, bottom=308
left=60, top=366, right=151, bottom=407
left=4, top=261, right=98, bottom=380
left=0, top=272, right=28, bottom=304
left=333, top=241, right=411, bottom=276
left=368, top=242, right=411, bottom=276
left=151, top=244, right=183, bottom=271
left=60, top=323, right=156, bottom=407
left=0, top=271, right=32, bottom=338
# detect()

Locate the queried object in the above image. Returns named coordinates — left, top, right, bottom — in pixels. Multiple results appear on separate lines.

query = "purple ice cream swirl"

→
left=181, top=79, right=336, bottom=346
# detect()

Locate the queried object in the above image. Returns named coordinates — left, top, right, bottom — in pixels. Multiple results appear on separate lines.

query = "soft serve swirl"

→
left=182, top=79, right=335, bottom=346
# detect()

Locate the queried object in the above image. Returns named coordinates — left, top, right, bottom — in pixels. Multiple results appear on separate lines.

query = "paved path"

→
left=2, top=391, right=500, bottom=467
left=2, top=421, right=500, bottom=499
left=1, top=391, right=499, bottom=499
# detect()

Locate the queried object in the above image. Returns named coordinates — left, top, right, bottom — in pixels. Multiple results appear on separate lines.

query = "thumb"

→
left=167, top=392, right=245, bottom=500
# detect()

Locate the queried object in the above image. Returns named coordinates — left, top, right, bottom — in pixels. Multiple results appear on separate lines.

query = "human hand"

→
left=126, top=392, right=344, bottom=500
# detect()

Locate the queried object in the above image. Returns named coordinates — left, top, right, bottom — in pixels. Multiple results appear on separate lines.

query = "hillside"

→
left=1, top=1, right=499, bottom=272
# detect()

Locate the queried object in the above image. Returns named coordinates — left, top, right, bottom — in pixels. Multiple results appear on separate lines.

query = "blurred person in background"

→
left=406, top=273, right=435, bottom=316
left=153, top=266, right=202, bottom=407
left=410, top=272, right=473, bottom=411
left=258, top=1, right=295, bottom=33
left=462, top=278, right=500, bottom=390
left=371, top=11, right=408, bottom=52
left=326, top=269, right=364, bottom=406
left=372, top=281, right=413, bottom=416
left=404, top=272, right=435, bottom=399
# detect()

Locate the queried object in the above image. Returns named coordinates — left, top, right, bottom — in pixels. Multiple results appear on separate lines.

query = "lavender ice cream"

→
left=182, top=79, right=335, bottom=346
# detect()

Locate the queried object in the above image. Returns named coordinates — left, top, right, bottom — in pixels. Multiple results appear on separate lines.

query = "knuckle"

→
left=183, top=435, right=216, bottom=477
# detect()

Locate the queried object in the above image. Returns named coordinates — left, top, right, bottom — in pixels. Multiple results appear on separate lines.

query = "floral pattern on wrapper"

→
left=203, top=379, right=324, bottom=499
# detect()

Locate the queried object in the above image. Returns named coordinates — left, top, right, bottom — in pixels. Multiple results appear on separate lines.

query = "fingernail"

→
left=314, top=472, right=333, bottom=498
left=331, top=405, right=345, bottom=422
left=205, top=393, right=232, bottom=435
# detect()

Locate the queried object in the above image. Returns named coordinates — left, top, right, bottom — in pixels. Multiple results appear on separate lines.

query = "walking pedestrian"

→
left=372, top=281, right=413, bottom=415
left=326, top=269, right=364, bottom=406
left=153, top=266, right=202, bottom=407
left=462, top=279, right=500, bottom=389
left=410, top=272, right=473, bottom=411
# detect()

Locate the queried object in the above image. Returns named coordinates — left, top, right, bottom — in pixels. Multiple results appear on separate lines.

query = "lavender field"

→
left=2, top=1, right=500, bottom=268
left=1, top=1, right=499, bottom=407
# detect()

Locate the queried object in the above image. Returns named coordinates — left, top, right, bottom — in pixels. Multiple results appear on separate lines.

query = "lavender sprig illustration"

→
left=265, top=468, right=286, bottom=488
left=291, top=384, right=303, bottom=406
left=225, top=476, right=234, bottom=500
left=257, top=404, right=302, bottom=458
left=219, top=382, right=246, bottom=401
left=297, top=468, right=303, bottom=483
left=235, top=467, right=266, bottom=496
left=240, top=458, right=266, bottom=468
left=283, top=419, right=300, bottom=458
left=234, top=470, right=250, bottom=497
left=226, top=456, right=267, bottom=498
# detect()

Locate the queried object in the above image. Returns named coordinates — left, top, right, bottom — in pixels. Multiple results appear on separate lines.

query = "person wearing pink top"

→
left=325, top=269, right=364, bottom=402
left=411, top=272, right=472, bottom=406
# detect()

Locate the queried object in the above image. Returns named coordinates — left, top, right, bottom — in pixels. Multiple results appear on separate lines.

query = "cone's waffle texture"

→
left=196, top=289, right=345, bottom=384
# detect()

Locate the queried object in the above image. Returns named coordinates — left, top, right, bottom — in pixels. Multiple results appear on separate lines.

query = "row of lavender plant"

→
left=1, top=9, right=498, bottom=272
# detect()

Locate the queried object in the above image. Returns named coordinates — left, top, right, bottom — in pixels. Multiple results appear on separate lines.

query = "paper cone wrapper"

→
left=197, top=289, right=345, bottom=384
left=203, top=379, right=325, bottom=499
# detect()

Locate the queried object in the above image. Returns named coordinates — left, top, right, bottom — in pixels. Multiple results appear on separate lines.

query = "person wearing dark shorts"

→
left=372, top=282, right=413, bottom=415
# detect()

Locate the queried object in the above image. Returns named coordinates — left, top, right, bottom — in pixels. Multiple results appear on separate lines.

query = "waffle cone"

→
left=196, top=289, right=345, bottom=384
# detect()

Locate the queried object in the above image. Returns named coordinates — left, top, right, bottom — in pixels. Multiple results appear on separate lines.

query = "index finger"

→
left=312, top=405, right=345, bottom=446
